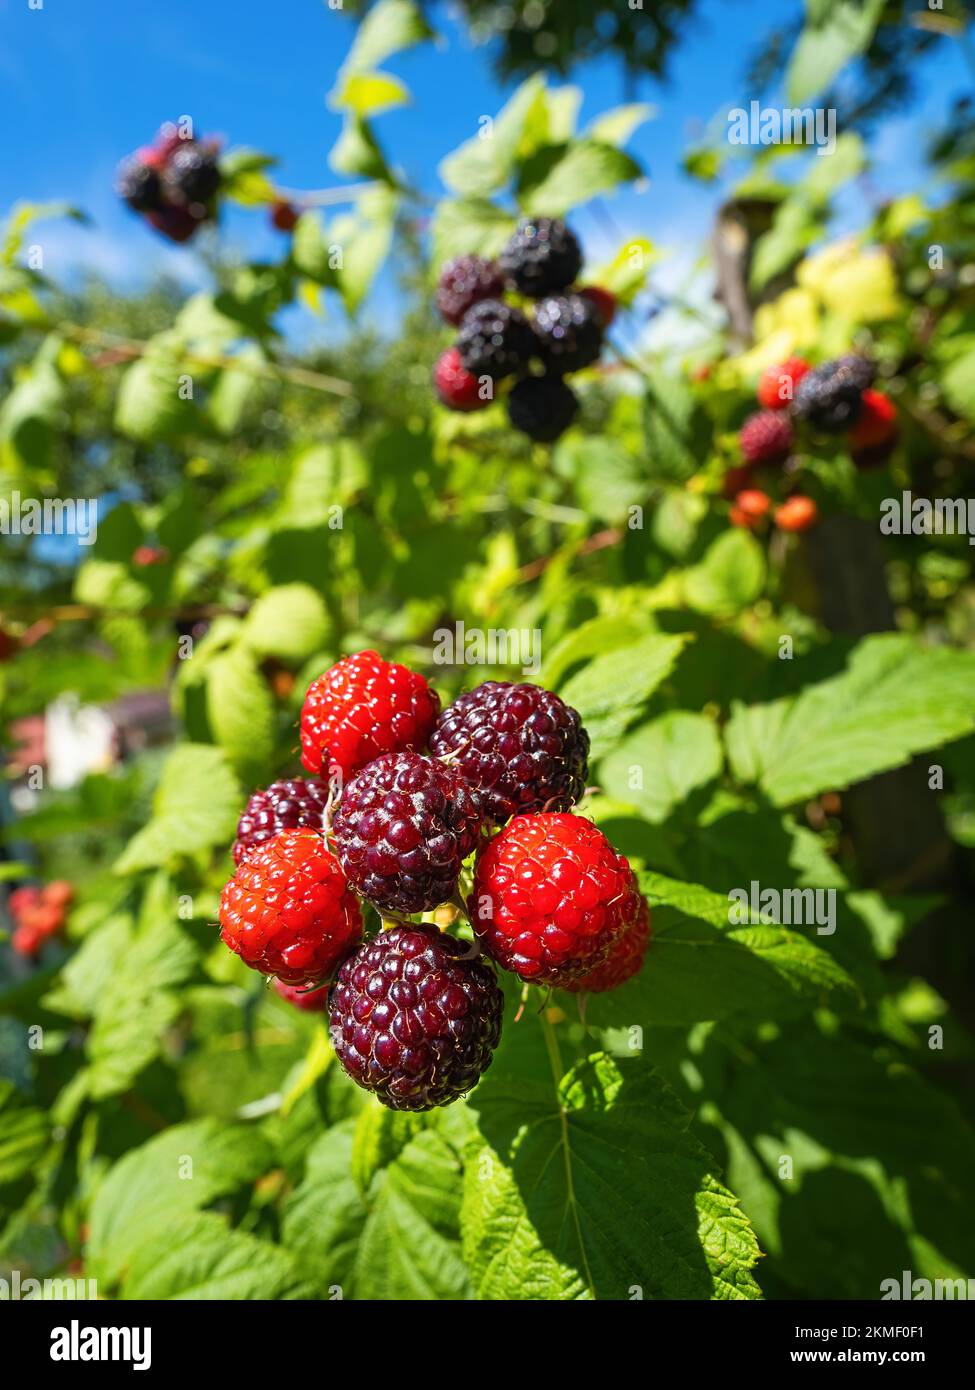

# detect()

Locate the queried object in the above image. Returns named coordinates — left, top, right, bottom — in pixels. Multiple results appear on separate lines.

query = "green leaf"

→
left=599, top=712, right=723, bottom=823
left=725, top=634, right=975, bottom=807
left=208, top=346, right=267, bottom=435
left=583, top=872, right=860, bottom=1029
left=115, top=346, right=195, bottom=442
left=281, top=440, right=368, bottom=525
left=553, top=434, right=647, bottom=522
left=0, top=1080, right=48, bottom=1187
left=542, top=615, right=646, bottom=689
left=243, top=584, right=331, bottom=662
left=683, top=529, right=766, bottom=617
left=87, top=1120, right=275, bottom=1287
left=205, top=645, right=275, bottom=776
left=463, top=1043, right=762, bottom=1300
left=941, top=343, right=975, bottom=424
left=587, top=237, right=655, bottom=305
left=643, top=366, right=708, bottom=482
left=585, top=104, right=655, bottom=147
left=114, top=744, right=241, bottom=874
left=0, top=361, right=64, bottom=468
left=331, top=186, right=399, bottom=314
left=439, top=76, right=545, bottom=197
left=520, top=141, right=642, bottom=217
left=120, top=1211, right=309, bottom=1300
left=218, top=148, right=278, bottom=207
left=329, top=115, right=393, bottom=182
left=560, top=633, right=690, bottom=745
left=291, top=212, right=341, bottom=286
left=332, top=70, right=410, bottom=118
left=86, top=987, right=181, bottom=1100
left=336, top=0, right=432, bottom=79
left=430, top=198, right=516, bottom=270
left=786, top=0, right=886, bottom=104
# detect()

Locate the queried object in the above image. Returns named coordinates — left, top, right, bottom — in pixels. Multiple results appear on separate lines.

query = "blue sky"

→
left=1, top=0, right=970, bottom=340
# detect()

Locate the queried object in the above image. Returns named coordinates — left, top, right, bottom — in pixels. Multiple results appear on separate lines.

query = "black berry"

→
left=116, top=157, right=163, bottom=212
left=500, top=217, right=583, bottom=296
left=507, top=374, right=579, bottom=442
left=233, top=777, right=332, bottom=866
left=456, top=299, right=536, bottom=381
left=331, top=751, right=482, bottom=914
left=793, top=355, right=876, bottom=432
left=163, top=143, right=221, bottom=206
left=435, top=256, right=505, bottom=327
left=430, top=681, right=589, bottom=823
left=329, top=924, right=504, bottom=1111
left=533, top=293, right=604, bottom=372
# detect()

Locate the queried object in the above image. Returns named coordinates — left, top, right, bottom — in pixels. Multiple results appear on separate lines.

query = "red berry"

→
left=470, top=813, right=639, bottom=985
left=132, top=545, right=169, bottom=567
left=722, top=463, right=754, bottom=499
left=432, top=347, right=490, bottom=412
left=329, top=923, right=504, bottom=1111
left=578, top=285, right=617, bottom=327
left=300, top=650, right=441, bottom=783
left=8, top=886, right=41, bottom=920
left=233, top=777, right=332, bottom=867
left=730, top=488, right=771, bottom=529
left=429, top=681, right=589, bottom=825
left=775, top=495, right=819, bottom=533
left=331, top=751, right=482, bottom=915
left=739, top=410, right=794, bottom=465
left=41, top=881, right=74, bottom=910
left=22, top=904, right=63, bottom=938
left=218, top=828, right=363, bottom=985
left=847, top=388, right=897, bottom=451
left=435, top=256, right=505, bottom=326
left=564, top=889, right=650, bottom=993
left=0, top=627, right=18, bottom=662
left=757, top=357, right=810, bottom=411
left=145, top=204, right=205, bottom=243
left=274, top=978, right=329, bottom=1012
left=12, top=924, right=43, bottom=957
left=271, top=201, right=299, bottom=232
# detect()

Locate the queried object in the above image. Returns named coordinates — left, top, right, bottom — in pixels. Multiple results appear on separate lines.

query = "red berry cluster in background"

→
left=218, top=649, right=651, bottom=1111
left=727, top=353, right=899, bottom=535
left=432, top=217, right=616, bottom=443
left=116, top=124, right=222, bottom=243
left=8, top=881, right=73, bottom=958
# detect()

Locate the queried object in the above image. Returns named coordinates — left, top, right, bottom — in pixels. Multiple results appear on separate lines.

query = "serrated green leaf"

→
left=683, top=529, right=766, bottom=617
left=585, top=103, right=655, bottom=147
left=430, top=198, right=516, bottom=270
left=114, top=745, right=241, bottom=874
left=599, top=711, right=723, bottom=823
left=463, top=1044, right=762, bottom=1300
left=520, top=141, right=642, bottom=217
left=786, top=0, right=886, bottom=104
left=439, top=76, right=545, bottom=197
left=725, top=634, right=975, bottom=806
left=120, top=1211, right=309, bottom=1299
left=0, top=1080, right=48, bottom=1187
left=205, top=646, right=275, bottom=775
left=560, top=633, right=690, bottom=745
left=243, top=583, right=331, bottom=662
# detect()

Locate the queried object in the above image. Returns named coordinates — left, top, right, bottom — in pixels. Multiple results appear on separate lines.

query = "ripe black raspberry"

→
left=500, top=217, right=582, bottom=296
left=430, top=681, right=589, bottom=823
left=507, top=374, right=578, bottom=442
left=331, top=751, right=482, bottom=914
left=233, top=777, right=332, bottom=866
left=793, top=355, right=876, bottom=432
left=435, top=256, right=505, bottom=326
left=456, top=299, right=535, bottom=381
left=116, top=157, right=162, bottom=212
left=533, top=293, right=604, bottom=372
left=329, top=924, right=504, bottom=1111
left=163, top=143, right=221, bottom=205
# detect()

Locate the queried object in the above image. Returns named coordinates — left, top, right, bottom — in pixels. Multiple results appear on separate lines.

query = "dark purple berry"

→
left=793, top=356, right=876, bottom=432
left=499, top=217, right=583, bottom=296
left=429, top=681, right=589, bottom=824
left=233, top=777, right=332, bottom=866
left=331, top=752, right=482, bottom=914
left=456, top=299, right=536, bottom=381
left=116, top=157, right=163, bottom=212
left=163, top=143, right=221, bottom=206
left=533, top=293, right=604, bottom=372
left=507, top=374, right=579, bottom=442
left=435, top=256, right=505, bottom=326
left=328, top=924, right=503, bottom=1111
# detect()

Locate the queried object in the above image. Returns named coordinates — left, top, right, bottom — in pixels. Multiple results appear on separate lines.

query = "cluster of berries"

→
left=116, top=126, right=222, bottom=243
left=218, top=650, right=650, bottom=1111
left=7, top=881, right=73, bottom=958
left=432, top=218, right=616, bottom=443
left=728, top=354, right=898, bottom=534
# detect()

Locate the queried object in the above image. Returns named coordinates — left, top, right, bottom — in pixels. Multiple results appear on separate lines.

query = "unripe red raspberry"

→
left=775, top=495, right=819, bottom=533
left=739, top=410, right=793, bottom=465
left=429, top=681, right=589, bottom=824
left=219, top=828, right=363, bottom=985
left=21, top=904, right=63, bottom=939
left=12, top=924, right=43, bottom=957
left=435, top=255, right=505, bottom=326
left=273, top=978, right=329, bottom=1011
left=564, top=889, right=650, bottom=993
left=271, top=201, right=299, bottom=232
left=41, top=881, right=74, bottom=910
left=432, top=347, right=491, bottom=412
left=331, top=751, right=482, bottom=914
left=730, top=488, right=771, bottom=529
left=757, top=357, right=810, bottom=411
left=847, top=388, right=897, bottom=451
left=233, top=777, right=332, bottom=866
left=8, top=886, right=41, bottom=920
left=300, top=650, right=441, bottom=783
left=329, top=923, right=504, bottom=1111
left=132, top=545, right=169, bottom=567
left=470, top=813, right=639, bottom=985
